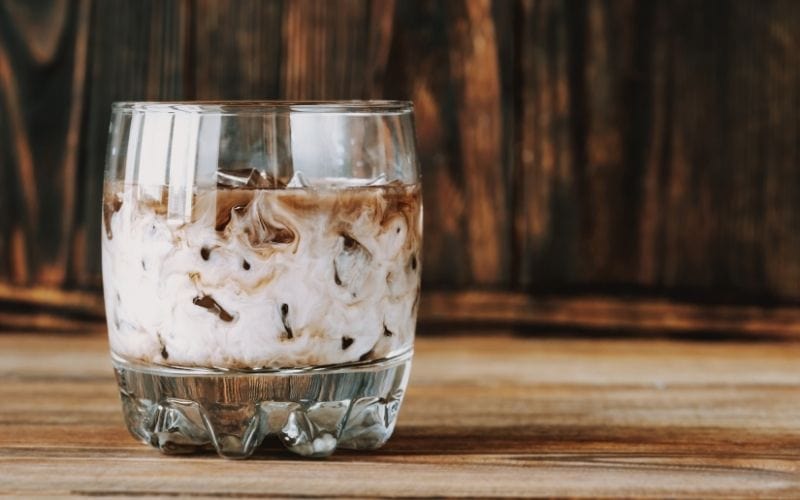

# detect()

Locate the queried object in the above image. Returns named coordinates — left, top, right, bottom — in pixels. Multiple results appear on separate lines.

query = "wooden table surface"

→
left=1, top=330, right=800, bottom=498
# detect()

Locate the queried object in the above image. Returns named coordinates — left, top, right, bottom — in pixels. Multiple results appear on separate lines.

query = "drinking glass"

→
left=102, top=101, right=421, bottom=458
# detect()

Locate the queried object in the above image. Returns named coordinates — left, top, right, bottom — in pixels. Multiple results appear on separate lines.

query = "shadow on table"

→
left=244, top=423, right=798, bottom=461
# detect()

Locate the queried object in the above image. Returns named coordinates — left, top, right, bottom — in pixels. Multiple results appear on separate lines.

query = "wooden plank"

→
left=0, top=0, right=90, bottom=287
left=385, top=0, right=470, bottom=288
left=637, top=0, right=673, bottom=288
left=192, top=0, right=283, bottom=99
left=446, top=0, right=510, bottom=285
left=73, top=0, right=189, bottom=288
left=515, top=0, right=800, bottom=302
left=282, top=0, right=387, bottom=99
left=279, top=0, right=399, bottom=100
left=654, top=0, right=800, bottom=299
left=419, top=290, right=800, bottom=339
left=760, top=0, right=800, bottom=297
left=652, top=0, right=759, bottom=293
left=514, top=0, right=661, bottom=287
left=1, top=332, right=800, bottom=497
left=385, top=0, right=512, bottom=288
left=3, top=0, right=800, bottom=304
left=0, top=282, right=103, bottom=315
left=513, top=0, right=578, bottom=288
left=578, top=0, right=642, bottom=282
left=9, top=287, right=800, bottom=339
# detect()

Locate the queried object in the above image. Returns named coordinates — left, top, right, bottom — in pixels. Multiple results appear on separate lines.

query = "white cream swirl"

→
left=102, top=182, right=422, bottom=369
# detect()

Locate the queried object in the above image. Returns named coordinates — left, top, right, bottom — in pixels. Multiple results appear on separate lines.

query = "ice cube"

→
left=366, top=173, right=389, bottom=186
left=216, top=168, right=265, bottom=188
left=286, top=171, right=311, bottom=188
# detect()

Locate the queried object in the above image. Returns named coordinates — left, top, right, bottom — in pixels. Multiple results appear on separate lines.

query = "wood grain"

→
left=3, top=0, right=800, bottom=323
left=193, top=0, right=282, bottom=100
left=0, top=0, right=89, bottom=287
left=514, top=0, right=800, bottom=300
left=282, top=0, right=387, bottom=100
left=8, top=287, right=800, bottom=340
left=449, top=0, right=509, bottom=285
left=386, top=0, right=473, bottom=288
left=657, top=0, right=800, bottom=298
left=73, top=0, right=189, bottom=288
left=385, top=0, right=513, bottom=287
left=2, top=331, right=800, bottom=497
left=514, top=0, right=578, bottom=287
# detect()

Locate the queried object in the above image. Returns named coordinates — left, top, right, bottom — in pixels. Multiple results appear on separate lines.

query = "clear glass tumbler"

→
left=102, top=101, right=421, bottom=458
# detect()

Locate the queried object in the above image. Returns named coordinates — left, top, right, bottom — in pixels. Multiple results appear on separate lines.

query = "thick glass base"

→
left=112, top=350, right=412, bottom=459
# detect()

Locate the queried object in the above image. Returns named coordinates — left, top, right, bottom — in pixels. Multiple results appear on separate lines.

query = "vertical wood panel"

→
left=515, top=0, right=655, bottom=289
left=2, top=0, right=800, bottom=311
left=648, top=0, right=800, bottom=299
left=515, top=0, right=578, bottom=289
left=447, top=0, right=510, bottom=285
left=364, top=0, right=397, bottom=98
left=637, top=0, right=672, bottom=288
left=280, top=0, right=399, bottom=100
left=658, top=0, right=743, bottom=292
left=282, top=0, right=371, bottom=99
left=516, top=0, right=800, bottom=301
left=0, top=0, right=90, bottom=287
left=579, top=0, right=640, bottom=282
left=192, top=0, right=283, bottom=99
left=761, top=0, right=800, bottom=298
left=386, top=0, right=468, bottom=288
left=386, top=0, right=511, bottom=288
left=385, top=1, right=468, bottom=287
left=73, top=0, right=188, bottom=286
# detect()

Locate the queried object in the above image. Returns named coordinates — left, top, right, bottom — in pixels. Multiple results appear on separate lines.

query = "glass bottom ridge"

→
left=112, top=349, right=413, bottom=459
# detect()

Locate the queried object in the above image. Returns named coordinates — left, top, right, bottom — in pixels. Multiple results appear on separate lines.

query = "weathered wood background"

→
left=1, top=0, right=799, bottom=332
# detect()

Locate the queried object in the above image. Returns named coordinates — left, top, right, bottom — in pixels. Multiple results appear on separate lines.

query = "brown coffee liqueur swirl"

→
left=103, top=178, right=421, bottom=369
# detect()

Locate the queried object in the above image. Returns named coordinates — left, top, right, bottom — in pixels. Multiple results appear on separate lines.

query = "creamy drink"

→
left=103, top=176, right=421, bottom=369
left=104, top=102, right=421, bottom=458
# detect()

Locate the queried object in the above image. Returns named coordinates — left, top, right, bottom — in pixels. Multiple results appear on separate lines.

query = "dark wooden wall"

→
left=2, top=0, right=800, bottom=331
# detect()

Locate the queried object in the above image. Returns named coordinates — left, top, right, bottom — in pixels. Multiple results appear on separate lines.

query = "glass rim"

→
left=111, top=100, right=414, bottom=115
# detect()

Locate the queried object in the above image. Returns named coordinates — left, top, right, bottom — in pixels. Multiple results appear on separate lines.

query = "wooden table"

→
left=2, top=330, right=800, bottom=498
